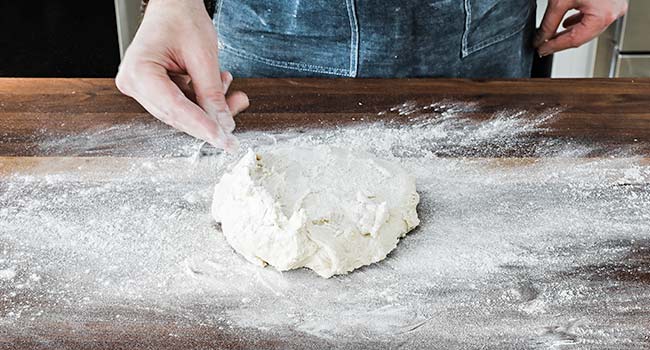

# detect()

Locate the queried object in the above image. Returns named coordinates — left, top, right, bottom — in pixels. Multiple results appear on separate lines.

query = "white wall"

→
left=114, top=0, right=142, bottom=59
left=536, top=0, right=598, bottom=77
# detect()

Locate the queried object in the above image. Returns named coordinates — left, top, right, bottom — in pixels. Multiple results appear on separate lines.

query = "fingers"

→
left=534, top=0, right=576, bottom=48
left=185, top=51, right=237, bottom=134
left=536, top=0, right=628, bottom=56
left=170, top=73, right=196, bottom=102
left=221, top=71, right=233, bottom=93
left=221, top=70, right=250, bottom=118
left=168, top=70, right=248, bottom=118
left=227, top=91, right=250, bottom=116
left=537, top=8, right=614, bottom=56
left=171, top=71, right=233, bottom=102
left=562, top=12, right=583, bottom=28
left=116, top=64, right=236, bottom=150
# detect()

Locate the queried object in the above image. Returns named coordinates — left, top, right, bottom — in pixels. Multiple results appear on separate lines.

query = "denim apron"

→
left=214, top=0, right=536, bottom=78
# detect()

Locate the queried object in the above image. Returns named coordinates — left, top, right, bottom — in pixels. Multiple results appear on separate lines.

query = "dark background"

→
left=0, top=1, right=553, bottom=78
left=0, top=1, right=120, bottom=77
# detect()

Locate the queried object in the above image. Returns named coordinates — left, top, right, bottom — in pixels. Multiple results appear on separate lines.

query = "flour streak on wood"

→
left=1, top=79, right=650, bottom=349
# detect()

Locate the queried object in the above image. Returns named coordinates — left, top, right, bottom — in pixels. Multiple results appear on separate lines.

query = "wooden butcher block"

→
left=0, top=78, right=649, bottom=349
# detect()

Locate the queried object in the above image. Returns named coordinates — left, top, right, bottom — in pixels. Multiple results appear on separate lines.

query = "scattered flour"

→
left=1, top=101, right=649, bottom=348
left=0, top=268, right=16, bottom=281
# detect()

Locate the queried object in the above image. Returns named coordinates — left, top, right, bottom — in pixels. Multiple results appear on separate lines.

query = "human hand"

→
left=115, top=0, right=249, bottom=152
left=534, top=0, right=628, bottom=57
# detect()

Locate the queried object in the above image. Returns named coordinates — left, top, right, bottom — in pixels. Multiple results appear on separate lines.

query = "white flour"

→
left=1, top=101, right=649, bottom=348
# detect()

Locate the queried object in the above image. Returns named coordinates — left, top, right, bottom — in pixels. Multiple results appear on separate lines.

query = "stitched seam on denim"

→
left=461, top=0, right=472, bottom=57
left=462, top=1, right=531, bottom=58
left=346, top=0, right=360, bottom=77
left=221, top=43, right=350, bottom=75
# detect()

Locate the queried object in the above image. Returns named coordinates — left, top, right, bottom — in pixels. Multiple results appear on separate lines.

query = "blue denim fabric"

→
left=214, top=0, right=536, bottom=78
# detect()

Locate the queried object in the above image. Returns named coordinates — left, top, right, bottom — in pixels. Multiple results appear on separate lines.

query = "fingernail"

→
left=217, top=111, right=236, bottom=133
left=208, top=123, right=239, bottom=153
left=222, top=133, right=240, bottom=154
left=206, top=103, right=235, bottom=133
left=207, top=119, right=229, bottom=148
left=207, top=136, right=226, bottom=150
left=538, top=50, right=552, bottom=57
left=223, top=75, right=233, bottom=93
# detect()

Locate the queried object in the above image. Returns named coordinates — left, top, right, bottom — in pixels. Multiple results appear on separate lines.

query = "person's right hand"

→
left=535, top=0, right=628, bottom=57
left=115, top=0, right=249, bottom=152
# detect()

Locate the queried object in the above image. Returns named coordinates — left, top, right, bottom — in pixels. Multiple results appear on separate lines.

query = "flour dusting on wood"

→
left=1, top=101, right=649, bottom=348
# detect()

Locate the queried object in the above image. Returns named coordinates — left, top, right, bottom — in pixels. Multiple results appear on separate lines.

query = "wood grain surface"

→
left=1, top=78, right=650, bottom=350
left=1, top=78, right=650, bottom=157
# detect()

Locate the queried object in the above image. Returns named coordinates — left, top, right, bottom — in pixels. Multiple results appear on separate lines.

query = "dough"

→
left=211, top=146, right=420, bottom=278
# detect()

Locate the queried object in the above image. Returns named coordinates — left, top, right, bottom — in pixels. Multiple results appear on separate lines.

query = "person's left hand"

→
left=534, top=0, right=628, bottom=56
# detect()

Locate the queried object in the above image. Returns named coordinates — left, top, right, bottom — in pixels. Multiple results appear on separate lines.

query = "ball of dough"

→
left=211, top=146, right=420, bottom=278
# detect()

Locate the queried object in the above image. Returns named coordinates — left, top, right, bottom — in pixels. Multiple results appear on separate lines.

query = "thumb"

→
left=535, top=0, right=576, bottom=48
left=186, top=52, right=237, bottom=134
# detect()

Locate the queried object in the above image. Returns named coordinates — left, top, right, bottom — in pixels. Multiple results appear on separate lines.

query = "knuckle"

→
left=170, top=91, right=191, bottom=110
left=567, top=31, right=583, bottom=48
left=115, top=69, right=131, bottom=94
left=157, top=104, right=179, bottom=125
left=608, top=13, right=619, bottom=24
left=602, top=11, right=617, bottom=24
left=191, top=50, right=218, bottom=66
left=540, top=21, right=557, bottom=34
left=201, top=89, right=228, bottom=104
left=115, top=60, right=142, bottom=95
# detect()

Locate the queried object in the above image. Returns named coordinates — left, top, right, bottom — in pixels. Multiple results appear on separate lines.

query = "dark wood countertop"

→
left=2, top=78, right=650, bottom=157
left=1, top=78, right=649, bottom=349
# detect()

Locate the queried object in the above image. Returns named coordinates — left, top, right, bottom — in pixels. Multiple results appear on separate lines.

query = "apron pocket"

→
left=216, top=0, right=357, bottom=76
left=462, top=0, right=533, bottom=57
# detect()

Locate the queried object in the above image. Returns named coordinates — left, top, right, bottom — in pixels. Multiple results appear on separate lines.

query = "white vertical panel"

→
left=114, top=0, right=142, bottom=59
